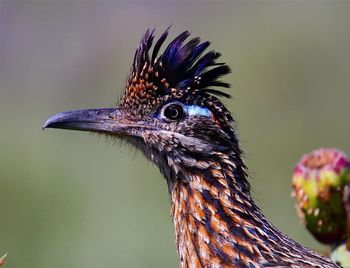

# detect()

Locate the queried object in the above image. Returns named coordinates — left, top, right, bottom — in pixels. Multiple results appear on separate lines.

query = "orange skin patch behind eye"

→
left=212, top=114, right=222, bottom=128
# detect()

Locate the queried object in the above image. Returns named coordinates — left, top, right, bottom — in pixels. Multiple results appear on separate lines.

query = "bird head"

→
left=44, top=29, right=245, bottom=190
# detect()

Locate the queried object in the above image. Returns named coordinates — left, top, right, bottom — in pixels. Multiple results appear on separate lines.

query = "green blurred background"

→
left=1, top=1, right=350, bottom=267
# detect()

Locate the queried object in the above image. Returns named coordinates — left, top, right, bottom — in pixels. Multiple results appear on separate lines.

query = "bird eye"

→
left=161, top=103, right=185, bottom=121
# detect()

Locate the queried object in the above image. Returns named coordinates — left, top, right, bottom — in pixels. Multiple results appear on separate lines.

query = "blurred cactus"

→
left=0, top=253, right=7, bottom=266
left=292, top=148, right=350, bottom=244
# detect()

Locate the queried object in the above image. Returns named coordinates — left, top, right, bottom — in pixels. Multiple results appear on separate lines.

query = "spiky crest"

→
left=120, top=28, right=234, bottom=133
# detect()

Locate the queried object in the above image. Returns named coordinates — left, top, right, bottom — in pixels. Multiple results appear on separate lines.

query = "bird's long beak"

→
left=43, top=108, right=128, bottom=134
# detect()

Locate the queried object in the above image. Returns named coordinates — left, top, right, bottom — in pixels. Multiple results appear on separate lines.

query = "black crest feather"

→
left=131, top=28, right=231, bottom=98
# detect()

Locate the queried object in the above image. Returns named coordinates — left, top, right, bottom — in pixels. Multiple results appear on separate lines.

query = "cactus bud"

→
left=292, top=148, right=350, bottom=244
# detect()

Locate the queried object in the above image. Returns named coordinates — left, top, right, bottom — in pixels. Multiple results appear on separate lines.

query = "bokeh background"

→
left=1, top=1, right=350, bottom=267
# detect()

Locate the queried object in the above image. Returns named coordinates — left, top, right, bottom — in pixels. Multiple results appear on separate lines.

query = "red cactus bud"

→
left=292, top=148, right=350, bottom=244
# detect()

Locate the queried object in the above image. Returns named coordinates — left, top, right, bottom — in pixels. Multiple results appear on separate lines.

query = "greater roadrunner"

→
left=44, top=29, right=339, bottom=267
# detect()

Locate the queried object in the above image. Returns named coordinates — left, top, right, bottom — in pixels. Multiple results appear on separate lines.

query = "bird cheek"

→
left=141, top=131, right=161, bottom=148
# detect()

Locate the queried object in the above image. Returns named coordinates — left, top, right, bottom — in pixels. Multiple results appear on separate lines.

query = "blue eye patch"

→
left=185, top=105, right=212, bottom=117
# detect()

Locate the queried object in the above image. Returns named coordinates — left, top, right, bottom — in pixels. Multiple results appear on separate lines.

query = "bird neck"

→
left=169, top=152, right=334, bottom=267
left=170, top=153, right=265, bottom=267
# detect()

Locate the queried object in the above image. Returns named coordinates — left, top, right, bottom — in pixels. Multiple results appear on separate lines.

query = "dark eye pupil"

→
left=164, top=104, right=184, bottom=120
